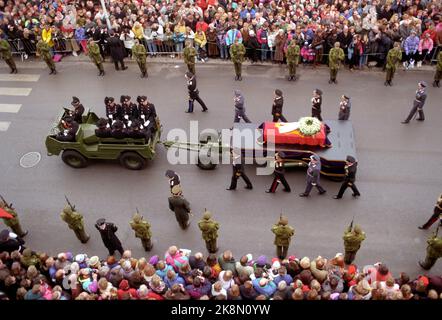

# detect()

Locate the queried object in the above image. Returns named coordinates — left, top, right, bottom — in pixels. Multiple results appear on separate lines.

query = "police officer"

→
left=60, top=204, right=90, bottom=243
left=419, top=194, right=442, bottom=230
left=230, top=38, right=246, bottom=81
left=311, top=89, right=323, bottom=121
left=299, top=154, right=326, bottom=197
left=0, top=36, right=17, bottom=74
left=36, top=35, right=56, bottom=75
left=272, top=89, right=287, bottom=122
left=87, top=38, right=105, bottom=76
left=95, top=118, right=111, bottom=138
left=0, top=198, right=28, bottom=237
left=328, top=42, right=344, bottom=84
left=56, top=117, right=79, bottom=142
left=226, top=150, right=253, bottom=190
left=95, top=218, right=124, bottom=256
left=69, top=96, right=84, bottom=123
left=419, top=231, right=442, bottom=270
left=168, top=185, right=191, bottom=230
left=333, top=155, right=360, bottom=199
left=433, top=51, right=442, bottom=88
left=185, top=72, right=208, bottom=113
left=343, top=223, right=366, bottom=264
left=338, top=95, right=351, bottom=120
left=266, top=152, right=291, bottom=193
left=132, top=39, right=148, bottom=78
left=129, top=211, right=153, bottom=251
left=165, top=169, right=180, bottom=190
left=271, top=215, right=295, bottom=259
left=401, top=81, right=427, bottom=123
left=198, top=210, right=219, bottom=253
left=286, top=40, right=300, bottom=81
left=105, top=96, right=122, bottom=123
left=233, top=90, right=251, bottom=123
left=183, top=41, right=197, bottom=75
left=384, top=42, right=402, bottom=86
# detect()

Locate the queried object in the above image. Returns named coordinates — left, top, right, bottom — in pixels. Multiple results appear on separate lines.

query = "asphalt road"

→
left=0, top=58, right=441, bottom=276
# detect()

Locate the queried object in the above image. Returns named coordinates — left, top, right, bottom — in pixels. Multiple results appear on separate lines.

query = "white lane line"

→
left=0, top=74, right=40, bottom=82
left=0, top=104, right=21, bottom=113
left=0, top=121, right=11, bottom=131
left=0, top=87, right=32, bottom=96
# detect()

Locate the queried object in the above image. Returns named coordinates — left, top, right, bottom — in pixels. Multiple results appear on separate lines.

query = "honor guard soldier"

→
left=95, top=218, right=125, bottom=256
left=226, top=150, right=253, bottom=190
left=230, top=38, right=246, bottom=81
left=60, top=198, right=90, bottom=243
left=55, top=117, right=79, bottom=142
left=95, top=118, right=111, bottom=138
left=271, top=215, right=295, bottom=259
left=198, top=210, right=219, bottom=253
left=419, top=194, right=442, bottom=230
left=0, top=196, right=28, bottom=237
left=334, top=155, right=360, bottom=199
left=266, top=152, right=291, bottom=193
left=36, top=35, right=56, bottom=75
left=343, top=222, right=366, bottom=264
left=87, top=38, right=105, bottom=76
left=299, top=154, right=326, bottom=197
left=105, top=96, right=121, bottom=123
left=0, top=35, right=17, bottom=74
left=183, top=41, right=197, bottom=75
left=168, top=186, right=192, bottom=230
left=121, top=95, right=138, bottom=125
left=69, top=96, right=85, bottom=123
left=166, top=169, right=181, bottom=190
left=402, top=81, right=427, bottom=123
left=272, top=89, right=287, bottom=122
left=338, top=95, right=351, bottom=120
left=419, top=229, right=442, bottom=270
left=311, top=89, right=323, bottom=121
left=233, top=90, right=251, bottom=123
left=132, top=39, right=148, bottom=78
left=328, top=42, right=344, bottom=84
left=286, top=40, right=300, bottom=81
left=433, top=51, right=442, bottom=88
left=129, top=211, right=153, bottom=251
left=185, top=72, right=208, bottom=113
left=384, top=42, right=402, bottom=86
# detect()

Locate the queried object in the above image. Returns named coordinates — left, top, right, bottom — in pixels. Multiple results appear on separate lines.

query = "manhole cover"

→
left=20, top=152, right=41, bottom=168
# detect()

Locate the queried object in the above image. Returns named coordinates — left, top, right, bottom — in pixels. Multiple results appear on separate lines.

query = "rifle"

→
left=64, top=195, right=75, bottom=211
left=0, top=194, right=13, bottom=210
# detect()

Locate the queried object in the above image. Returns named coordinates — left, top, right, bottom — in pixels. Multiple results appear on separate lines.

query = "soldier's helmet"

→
left=203, top=210, right=212, bottom=220
left=353, top=225, right=362, bottom=234
left=279, top=215, right=288, bottom=225
left=132, top=212, right=143, bottom=222
left=63, top=205, right=73, bottom=214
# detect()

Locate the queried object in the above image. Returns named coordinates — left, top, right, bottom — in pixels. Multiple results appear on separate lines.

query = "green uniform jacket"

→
left=230, top=43, right=246, bottom=63
left=343, top=227, right=366, bottom=252
left=2, top=207, right=19, bottom=227
left=60, top=211, right=85, bottom=230
left=427, top=235, right=442, bottom=259
left=0, top=39, right=12, bottom=59
left=184, top=47, right=197, bottom=65
left=286, top=45, right=300, bottom=64
left=386, top=48, right=402, bottom=70
left=329, top=48, right=345, bottom=69
left=87, top=42, right=103, bottom=64
left=36, top=40, right=52, bottom=60
left=129, top=220, right=152, bottom=239
left=132, top=44, right=147, bottom=63
left=437, top=52, right=442, bottom=72
left=198, top=219, right=219, bottom=241
left=271, top=224, right=295, bottom=246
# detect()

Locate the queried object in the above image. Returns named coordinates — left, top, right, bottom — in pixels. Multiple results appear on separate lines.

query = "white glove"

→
left=124, top=115, right=129, bottom=120
left=109, top=114, right=113, bottom=119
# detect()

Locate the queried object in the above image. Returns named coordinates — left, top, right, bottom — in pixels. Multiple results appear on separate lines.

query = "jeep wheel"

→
left=119, top=152, right=146, bottom=170
left=61, top=150, right=88, bottom=168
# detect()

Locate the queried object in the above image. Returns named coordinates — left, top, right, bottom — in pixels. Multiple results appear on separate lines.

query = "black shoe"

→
left=418, top=225, right=427, bottom=230
left=299, top=193, right=309, bottom=197
left=401, top=121, right=409, bottom=124
left=226, top=187, right=235, bottom=190
left=319, top=190, right=327, bottom=195
left=333, top=195, right=342, bottom=199
left=245, top=185, right=253, bottom=190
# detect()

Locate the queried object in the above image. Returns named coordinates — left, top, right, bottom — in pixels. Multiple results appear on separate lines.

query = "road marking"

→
left=0, top=103, right=21, bottom=113
left=0, top=87, right=32, bottom=96
left=0, top=121, right=11, bottom=131
left=0, top=74, right=40, bottom=82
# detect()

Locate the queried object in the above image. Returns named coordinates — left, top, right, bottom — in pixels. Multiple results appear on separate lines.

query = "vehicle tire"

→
left=61, top=150, right=88, bottom=168
left=119, top=152, right=146, bottom=170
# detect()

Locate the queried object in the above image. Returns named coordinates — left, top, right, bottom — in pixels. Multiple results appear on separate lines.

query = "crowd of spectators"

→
left=1, top=0, right=442, bottom=68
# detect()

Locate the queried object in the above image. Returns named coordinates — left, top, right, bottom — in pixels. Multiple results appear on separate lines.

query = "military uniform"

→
left=132, top=43, right=148, bottom=77
left=271, top=216, right=295, bottom=259
left=0, top=39, right=17, bottom=73
left=328, top=46, right=344, bottom=84
left=198, top=210, right=219, bottom=253
left=129, top=212, right=153, bottom=251
left=286, top=42, right=300, bottom=81
left=87, top=40, right=105, bottom=76
left=183, top=46, right=197, bottom=75
left=0, top=201, right=27, bottom=237
left=419, top=233, right=442, bottom=270
left=60, top=205, right=90, bottom=243
left=36, top=39, right=56, bottom=74
left=185, top=72, right=208, bottom=113
left=402, top=82, right=427, bottom=123
left=311, top=89, right=323, bottom=121
left=272, top=90, right=287, bottom=122
left=385, top=46, right=402, bottom=86
left=168, top=186, right=191, bottom=229
left=343, top=224, right=366, bottom=264
left=433, top=52, right=442, bottom=88
left=334, top=156, right=360, bottom=199
left=299, top=155, right=326, bottom=197
left=266, top=152, right=291, bottom=193
left=230, top=41, right=246, bottom=80
left=419, top=194, right=442, bottom=230
left=227, top=152, right=253, bottom=190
